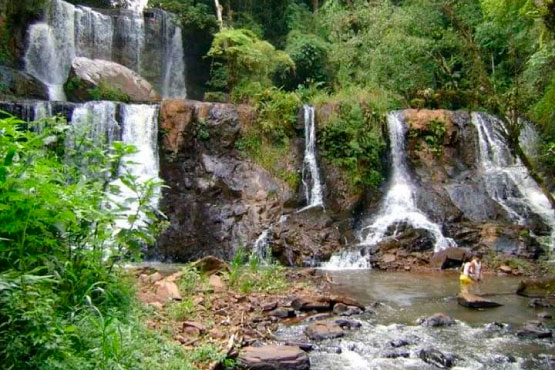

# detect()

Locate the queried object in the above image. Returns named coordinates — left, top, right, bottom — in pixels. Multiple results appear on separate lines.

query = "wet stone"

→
left=333, top=303, right=363, bottom=316
left=419, top=313, right=455, bottom=327
left=291, top=297, right=332, bottom=312
left=384, top=351, right=410, bottom=359
left=333, top=318, right=362, bottom=330
left=516, top=321, right=553, bottom=339
left=389, top=339, right=409, bottom=348
left=305, top=321, right=345, bottom=340
left=419, top=347, right=456, bottom=369
left=284, top=341, right=316, bottom=352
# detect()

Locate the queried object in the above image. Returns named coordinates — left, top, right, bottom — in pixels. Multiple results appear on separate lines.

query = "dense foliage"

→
left=0, top=114, right=208, bottom=369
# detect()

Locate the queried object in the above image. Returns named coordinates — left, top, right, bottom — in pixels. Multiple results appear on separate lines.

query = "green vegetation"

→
left=65, top=77, right=131, bottom=103
left=409, top=118, right=447, bottom=158
left=319, top=102, right=386, bottom=188
left=226, top=248, right=288, bottom=294
left=0, top=113, right=205, bottom=369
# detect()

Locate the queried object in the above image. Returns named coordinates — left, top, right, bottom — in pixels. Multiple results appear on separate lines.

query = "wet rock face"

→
left=400, top=109, right=545, bottom=259
left=0, top=66, right=48, bottom=100
left=156, top=99, right=293, bottom=262
left=272, top=207, right=345, bottom=266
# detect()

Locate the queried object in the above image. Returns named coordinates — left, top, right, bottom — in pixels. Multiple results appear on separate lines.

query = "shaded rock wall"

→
left=155, top=99, right=294, bottom=261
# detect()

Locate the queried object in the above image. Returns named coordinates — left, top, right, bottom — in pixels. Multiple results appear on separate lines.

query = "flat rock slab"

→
left=457, top=293, right=502, bottom=309
left=305, top=321, right=345, bottom=340
left=238, top=345, right=310, bottom=370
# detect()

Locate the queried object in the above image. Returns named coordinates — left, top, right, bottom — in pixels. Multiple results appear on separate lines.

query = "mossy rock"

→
left=516, top=277, right=555, bottom=298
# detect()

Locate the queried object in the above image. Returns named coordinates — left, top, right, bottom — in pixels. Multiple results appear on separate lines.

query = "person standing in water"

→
left=460, top=253, right=483, bottom=294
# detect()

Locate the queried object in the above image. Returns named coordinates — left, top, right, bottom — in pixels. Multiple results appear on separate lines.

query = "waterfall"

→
left=113, top=9, right=145, bottom=73
left=74, top=6, right=114, bottom=60
left=250, top=216, right=288, bottom=264
left=323, top=112, right=456, bottom=270
left=160, top=12, right=187, bottom=98
left=472, top=112, right=555, bottom=249
left=300, top=105, right=324, bottom=211
left=24, top=0, right=186, bottom=101
left=70, top=101, right=120, bottom=144
left=24, top=0, right=76, bottom=101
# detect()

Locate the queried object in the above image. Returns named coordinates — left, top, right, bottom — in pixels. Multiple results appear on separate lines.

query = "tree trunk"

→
left=214, top=0, right=223, bottom=31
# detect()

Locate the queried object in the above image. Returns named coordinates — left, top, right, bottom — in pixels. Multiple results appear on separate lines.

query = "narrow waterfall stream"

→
left=472, top=113, right=555, bottom=250
left=324, top=112, right=455, bottom=269
left=24, top=0, right=186, bottom=101
left=300, top=105, right=324, bottom=211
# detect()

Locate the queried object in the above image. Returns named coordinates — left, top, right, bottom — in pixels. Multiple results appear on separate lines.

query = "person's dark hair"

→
left=473, top=252, right=483, bottom=260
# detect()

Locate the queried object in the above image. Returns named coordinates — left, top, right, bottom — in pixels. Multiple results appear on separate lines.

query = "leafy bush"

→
left=207, top=28, right=295, bottom=91
left=0, top=113, right=167, bottom=368
left=319, top=102, right=386, bottom=188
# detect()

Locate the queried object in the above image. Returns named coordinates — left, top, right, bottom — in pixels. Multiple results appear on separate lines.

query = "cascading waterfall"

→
left=24, top=0, right=186, bottom=101
left=159, top=12, right=187, bottom=98
left=300, top=105, right=324, bottom=211
left=74, top=6, right=114, bottom=60
left=472, top=112, right=555, bottom=249
left=251, top=215, right=288, bottom=264
left=24, top=0, right=76, bottom=100
left=70, top=101, right=120, bottom=144
left=323, top=112, right=456, bottom=269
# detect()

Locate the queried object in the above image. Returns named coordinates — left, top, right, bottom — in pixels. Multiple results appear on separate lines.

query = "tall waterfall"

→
left=472, top=113, right=555, bottom=249
left=323, top=112, right=456, bottom=269
left=24, top=0, right=76, bottom=101
left=24, top=0, right=186, bottom=101
left=300, top=105, right=324, bottom=210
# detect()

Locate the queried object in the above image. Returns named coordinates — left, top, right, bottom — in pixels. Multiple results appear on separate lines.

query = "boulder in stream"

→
left=516, top=278, right=555, bottom=298
left=304, top=321, right=345, bottom=340
left=516, top=321, right=553, bottom=339
left=419, top=313, right=455, bottom=327
left=457, top=292, right=502, bottom=309
left=418, top=347, right=456, bottom=368
left=291, top=297, right=332, bottom=312
left=238, top=345, right=310, bottom=370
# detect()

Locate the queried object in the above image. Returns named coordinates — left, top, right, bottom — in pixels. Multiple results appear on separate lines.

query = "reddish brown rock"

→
left=153, top=280, right=182, bottom=302
left=305, top=321, right=345, bottom=340
left=238, top=345, right=310, bottom=370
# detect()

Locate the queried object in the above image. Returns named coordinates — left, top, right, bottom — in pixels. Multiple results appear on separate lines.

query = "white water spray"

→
left=323, top=112, right=456, bottom=270
left=472, top=112, right=555, bottom=250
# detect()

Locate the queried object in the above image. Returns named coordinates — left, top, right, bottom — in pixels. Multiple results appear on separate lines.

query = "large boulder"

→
left=238, top=345, right=310, bottom=370
left=0, top=66, right=48, bottom=99
left=457, top=292, right=502, bottom=309
left=64, top=57, right=160, bottom=102
left=516, top=278, right=555, bottom=298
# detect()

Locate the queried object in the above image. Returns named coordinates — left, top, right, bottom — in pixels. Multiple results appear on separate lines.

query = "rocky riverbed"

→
left=133, top=261, right=554, bottom=370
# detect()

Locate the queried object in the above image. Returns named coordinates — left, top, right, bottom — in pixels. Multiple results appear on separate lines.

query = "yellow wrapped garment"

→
left=459, top=274, right=472, bottom=285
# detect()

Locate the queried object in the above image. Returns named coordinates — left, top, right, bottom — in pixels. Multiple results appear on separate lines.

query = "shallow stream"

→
left=277, top=270, right=554, bottom=369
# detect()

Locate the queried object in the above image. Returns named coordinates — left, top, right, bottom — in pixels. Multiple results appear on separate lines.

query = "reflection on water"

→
left=277, top=271, right=555, bottom=370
